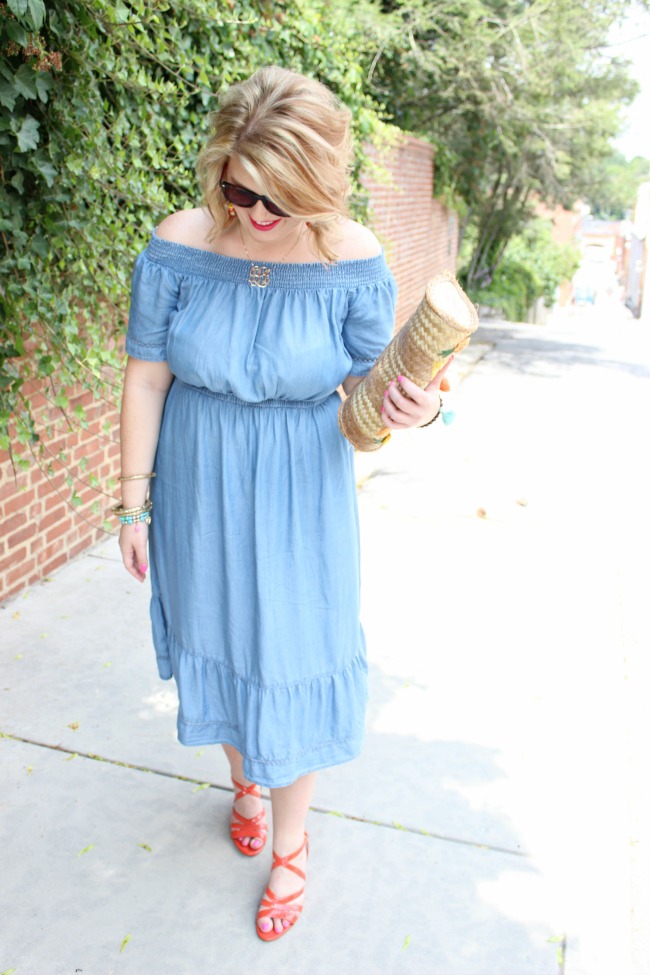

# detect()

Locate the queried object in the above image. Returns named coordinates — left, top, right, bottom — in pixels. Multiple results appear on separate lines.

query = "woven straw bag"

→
left=338, top=271, right=479, bottom=451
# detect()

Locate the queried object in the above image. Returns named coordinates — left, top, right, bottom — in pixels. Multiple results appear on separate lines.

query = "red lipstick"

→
left=249, top=215, right=282, bottom=232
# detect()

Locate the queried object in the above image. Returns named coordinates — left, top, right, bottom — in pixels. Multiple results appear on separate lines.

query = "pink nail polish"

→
left=140, top=564, right=148, bottom=573
left=398, top=375, right=404, bottom=382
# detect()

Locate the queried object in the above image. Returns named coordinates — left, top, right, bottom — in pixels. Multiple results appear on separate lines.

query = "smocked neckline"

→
left=144, top=229, right=392, bottom=289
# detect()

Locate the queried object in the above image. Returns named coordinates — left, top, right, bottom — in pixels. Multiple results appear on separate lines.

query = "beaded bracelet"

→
left=419, top=396, right=456, bottom=428
left=419, top=398, right=444, bottom=428
left=112, top=499, right=153, bottom=525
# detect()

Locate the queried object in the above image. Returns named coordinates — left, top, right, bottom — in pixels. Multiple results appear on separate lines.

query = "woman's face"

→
left=225, top=157, right=303, bottom=247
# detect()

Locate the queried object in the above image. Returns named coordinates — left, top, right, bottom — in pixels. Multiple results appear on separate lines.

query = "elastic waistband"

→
left=176, top=380, right=336, bottom=410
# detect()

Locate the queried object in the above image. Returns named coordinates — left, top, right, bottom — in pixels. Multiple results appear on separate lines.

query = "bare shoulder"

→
left=335, top=219, right=383, bottom=260
left=155, top=208, right=214, bottom=248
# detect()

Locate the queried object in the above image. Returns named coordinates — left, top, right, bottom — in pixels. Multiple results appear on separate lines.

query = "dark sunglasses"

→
left=219, top=180, right=289, bottom=218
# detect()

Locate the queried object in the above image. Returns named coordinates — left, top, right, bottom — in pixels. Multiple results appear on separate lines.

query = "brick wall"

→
left=0, top=384, right=121, bottom=602
left=362, top=134, right=458, bottom=325
left=1, top=133, right=457, bottom=602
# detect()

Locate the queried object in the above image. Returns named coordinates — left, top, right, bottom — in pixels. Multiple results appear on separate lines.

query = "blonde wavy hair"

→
left=197, top=66, right=353, bottom=263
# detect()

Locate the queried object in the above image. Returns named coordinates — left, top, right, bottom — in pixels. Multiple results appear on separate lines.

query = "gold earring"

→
left=227, top=204, right=236, bottom=218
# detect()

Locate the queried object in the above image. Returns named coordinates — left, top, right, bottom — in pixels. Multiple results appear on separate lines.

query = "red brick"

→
left=38, top=505, right=67, bottom=532
left=0, top=547, right=26, bottom=574
left=6, top=557, right=36, bottom=588
left=8, top=522, right=38, bottom=548
left=29, top=533, right=45, bottom=555
left=46, top=518, right=74, bottom=545
left=40, top=552, right=68, bottom=577
left=2, top=511, right=27, bottom=533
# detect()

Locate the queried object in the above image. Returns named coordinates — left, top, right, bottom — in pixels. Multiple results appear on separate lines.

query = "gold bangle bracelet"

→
left=112, top=499, right=153, bottom=517
left=118, top=472, right=156, bottom=481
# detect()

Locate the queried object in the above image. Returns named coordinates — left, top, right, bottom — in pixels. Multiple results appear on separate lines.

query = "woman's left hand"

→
left=381, top=356, right=454, bottom=430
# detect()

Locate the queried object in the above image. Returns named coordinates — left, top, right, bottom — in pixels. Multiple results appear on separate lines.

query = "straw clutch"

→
left=338, top=270, right=479, bottom=451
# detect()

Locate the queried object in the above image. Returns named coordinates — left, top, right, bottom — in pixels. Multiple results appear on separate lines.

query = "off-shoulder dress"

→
left=126, top=231, right=397, bottom=787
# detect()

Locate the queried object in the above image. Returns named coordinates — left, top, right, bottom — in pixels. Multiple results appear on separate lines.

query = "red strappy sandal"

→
left=256, top=832, right=309, bottom=942
left=230, top=778, right=268, bottom=857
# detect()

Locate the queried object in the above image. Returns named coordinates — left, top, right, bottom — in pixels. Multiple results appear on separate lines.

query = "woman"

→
left=117, top=66, right=446, bottom=941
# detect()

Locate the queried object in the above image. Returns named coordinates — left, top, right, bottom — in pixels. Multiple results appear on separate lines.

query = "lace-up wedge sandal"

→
left=230, top=779, right=268, bottom=857
left=256, top=832, right=309, bottom=942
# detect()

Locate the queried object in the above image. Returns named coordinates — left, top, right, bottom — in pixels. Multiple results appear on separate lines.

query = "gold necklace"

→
left=239, top=224, right=304, bottom=288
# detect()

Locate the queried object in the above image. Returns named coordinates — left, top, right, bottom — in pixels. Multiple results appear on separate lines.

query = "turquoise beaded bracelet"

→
left=112, top=499, right=153, bottom=525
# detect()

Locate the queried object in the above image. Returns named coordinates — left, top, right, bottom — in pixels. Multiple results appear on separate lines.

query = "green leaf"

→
left=27, top=0, right=46, bottom=30
left=119, top=934, right=131, bottom=953
left=77, top=844, right=95, bottom=856
left=14, top=115, right=40, bottom=151
left=0, top=79, right=18, bottom=112
left=35, top=72, right=53, bottom=104
left=34, top=158, right=58, bottom=186
left=5, top=19, right=28, bottom=45
left=14, top=63, right=38, bottom=100
left=7, top=0, right=28, bottom=16
left=114, top=3, right=130, bottom=23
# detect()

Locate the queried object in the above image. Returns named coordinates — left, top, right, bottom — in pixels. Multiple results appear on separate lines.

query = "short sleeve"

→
left=125, top=250, right=182, bottom=362
left=341, top=272, right=398, bottom=377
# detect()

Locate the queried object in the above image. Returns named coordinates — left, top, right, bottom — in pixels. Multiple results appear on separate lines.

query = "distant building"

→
left=625, top=182, right=649, bottom=319
left=574, top=217, right=626, bottom=306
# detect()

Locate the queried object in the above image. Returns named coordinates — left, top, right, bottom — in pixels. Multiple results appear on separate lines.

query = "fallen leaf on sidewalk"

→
left=119, top=934, right=131, bottom=953
left=192, top=782, right=210, bottom=793
left=401, top=935, right=412, bottom=950
left=138, top=843, right=152, bottom=852
left=77, top=844, right=95, bottom=857
left=67, top=722, right=79, bottom=731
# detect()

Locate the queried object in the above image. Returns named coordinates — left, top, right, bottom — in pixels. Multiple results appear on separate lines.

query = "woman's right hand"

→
left=119, top=523, right=150, bottom=583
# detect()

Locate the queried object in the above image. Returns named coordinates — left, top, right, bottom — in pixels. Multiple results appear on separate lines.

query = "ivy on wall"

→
left=0, top=0, right=390, bottom=472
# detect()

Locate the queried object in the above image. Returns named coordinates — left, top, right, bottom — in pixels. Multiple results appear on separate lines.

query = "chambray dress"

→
left=126, top=231, right=397, bottom=787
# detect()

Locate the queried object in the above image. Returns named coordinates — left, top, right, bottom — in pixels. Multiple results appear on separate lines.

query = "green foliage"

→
left=463, top=219, right=581, bottom=322
left=349, top=0, right=639, bottom=290
left=586, top=151, right=650, bottom=220
left=1, top=0, right=388, bottom=465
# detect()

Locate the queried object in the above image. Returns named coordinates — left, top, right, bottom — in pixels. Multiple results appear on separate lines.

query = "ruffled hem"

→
left=149, top=594, right=368, bottom=789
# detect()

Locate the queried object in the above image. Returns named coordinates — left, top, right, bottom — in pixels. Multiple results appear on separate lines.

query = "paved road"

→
left=1, top=300, right=648, bottom=974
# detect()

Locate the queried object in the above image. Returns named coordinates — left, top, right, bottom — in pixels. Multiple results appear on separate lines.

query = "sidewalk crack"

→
left=2, top=732, right=529, bottom=858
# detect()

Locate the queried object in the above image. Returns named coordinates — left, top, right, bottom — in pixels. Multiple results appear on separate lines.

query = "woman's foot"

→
left=230, top=779, right=268, bottom=856
left=257, top=832, right=308, bottom=940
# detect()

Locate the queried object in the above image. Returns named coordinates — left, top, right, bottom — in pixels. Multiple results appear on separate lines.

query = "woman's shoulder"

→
left=155, top=207, right=215, bottom=249
left=335, top=219, right=383, bottom=261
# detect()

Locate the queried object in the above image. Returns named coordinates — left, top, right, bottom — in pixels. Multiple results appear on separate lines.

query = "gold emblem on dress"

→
left=248, top=264, right=271, bottom=288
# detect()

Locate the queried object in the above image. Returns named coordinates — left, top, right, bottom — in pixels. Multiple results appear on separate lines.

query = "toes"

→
left=249, top=837, right=262, bottom=850
left=240, top=836, right=251, bottom=847
left=258, top=918, right=273, bottom=933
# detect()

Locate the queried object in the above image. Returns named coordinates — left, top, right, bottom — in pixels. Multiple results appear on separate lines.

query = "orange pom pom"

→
left=440, top=377, right=451, bottom=392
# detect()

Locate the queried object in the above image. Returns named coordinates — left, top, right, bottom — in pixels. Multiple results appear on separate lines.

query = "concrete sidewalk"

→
left=2, top=307, right=648, bottom=975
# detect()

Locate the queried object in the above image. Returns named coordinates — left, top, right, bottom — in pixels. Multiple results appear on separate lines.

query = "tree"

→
left=352, top=0, right=640, bottom=290
left=585, top=151, right=650, bottom=219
